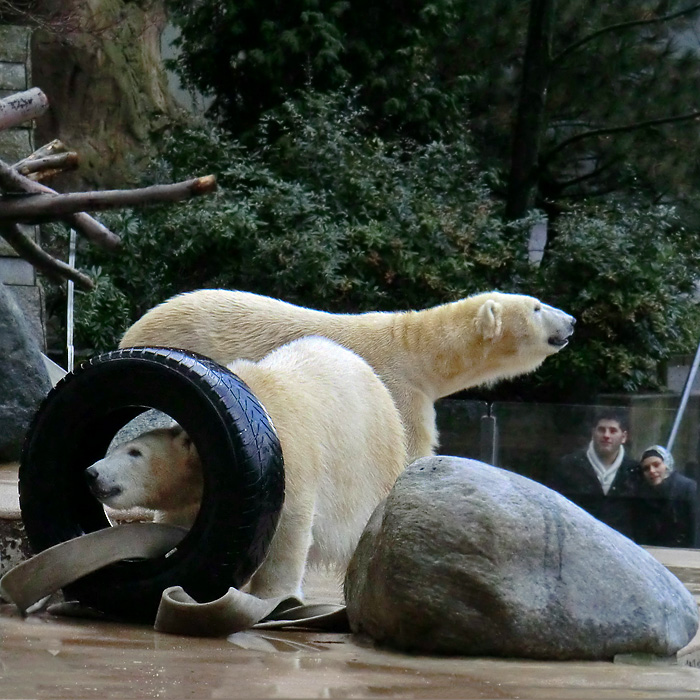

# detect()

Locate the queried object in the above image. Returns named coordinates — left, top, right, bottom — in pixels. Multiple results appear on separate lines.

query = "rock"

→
left=0, top=283, right=52, bottom=462
left=344, top=455, right=699, bottom=660
left=110, top=409, right=174, bottom=449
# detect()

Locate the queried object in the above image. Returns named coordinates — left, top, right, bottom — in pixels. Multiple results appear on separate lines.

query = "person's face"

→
left=592, top=419, right=627, bottom=460
left=641, top=456, right=668, bottom=487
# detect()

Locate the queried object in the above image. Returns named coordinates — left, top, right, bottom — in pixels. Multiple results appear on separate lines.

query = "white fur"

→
left=120, top=289, right=575, bottom=461
left=86, top=336, right=407, bottom=600
left=85, top=426, right=202, bottom=527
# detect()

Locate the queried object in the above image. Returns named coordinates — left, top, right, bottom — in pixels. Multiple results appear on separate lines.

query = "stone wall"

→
left=0, top=25, right=46, bottom=349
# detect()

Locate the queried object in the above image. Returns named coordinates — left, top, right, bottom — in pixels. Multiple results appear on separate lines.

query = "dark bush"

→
left=49, top=90, right=700, bottom=402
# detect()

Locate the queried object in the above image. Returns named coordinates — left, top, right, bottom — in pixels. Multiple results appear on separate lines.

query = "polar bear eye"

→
left=534, top=304, right=542, bottom=312
left=128, top=448, right=142, bottom=458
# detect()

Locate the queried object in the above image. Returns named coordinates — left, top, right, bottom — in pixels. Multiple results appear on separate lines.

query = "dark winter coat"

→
left=545, top=449, right=641, bottom=541
left=635, top=471, right=698, bottom=548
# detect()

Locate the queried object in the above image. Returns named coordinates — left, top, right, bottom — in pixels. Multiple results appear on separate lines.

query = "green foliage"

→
left=68, top=90, right=530, bottom=354
left=460, top=1, right=700, bottom=218
left=471, top=205, right=700, bottom=402
left=59, top=90, right=700, bottom=403
left=72, top=267, right=132, bottom=353
left=165, top=0, right=470, bottom=141
left=165, top=0, right=700, bottom=217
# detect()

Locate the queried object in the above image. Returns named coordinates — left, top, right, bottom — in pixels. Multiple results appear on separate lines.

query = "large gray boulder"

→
left=0, top=283, right=52, bottom=462
left=345, top=456, right=699, bottom=660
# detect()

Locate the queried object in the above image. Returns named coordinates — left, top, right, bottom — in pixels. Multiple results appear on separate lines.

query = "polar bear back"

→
left=121, top=289, right=574, bottom=462
left=228, top=335, right=408, bottom=568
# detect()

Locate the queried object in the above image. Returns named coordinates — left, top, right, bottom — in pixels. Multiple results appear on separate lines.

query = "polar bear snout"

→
left=548, top=316, right=575, bottom=347
left=84, top=447, right=152, bottom=510
left=543, top=305, right=575, bottom=349
left=85, top=462, right=124, bottom=502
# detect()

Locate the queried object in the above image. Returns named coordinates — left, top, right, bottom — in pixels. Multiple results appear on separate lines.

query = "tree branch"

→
left=14, top=152, right=80, bottom=180
left=0, top=88, right=49, bottom=131
left=553, top=3, right=700, bottom=65
left=0, top=157, right=121, bottom=250
left=0, top=175, right=218, bottom=223
left=540, top=110, right=700, bottom=165
left=554, top=157, right=620, bottom=190
left=13, top=140, right=68, bottom=166
left=0, top=224, right=94, bottom=290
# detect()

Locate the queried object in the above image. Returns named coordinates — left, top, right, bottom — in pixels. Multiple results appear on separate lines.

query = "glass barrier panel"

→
left=434, top=400, right=699, bottom=549
left=434, top=399, right=489, bottom=461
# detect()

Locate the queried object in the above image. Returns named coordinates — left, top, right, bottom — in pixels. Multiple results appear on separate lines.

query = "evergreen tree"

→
left=165, top=0, right=470, bottom=141
left=462, top=1, right=700, bottom=222
left=166, top=0, right=700, bottom=227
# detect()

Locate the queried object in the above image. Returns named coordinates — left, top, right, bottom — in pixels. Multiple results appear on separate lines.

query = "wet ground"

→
left=2, top=459, right=700, bottom=698
left=0, top=566, right=699, bottom=699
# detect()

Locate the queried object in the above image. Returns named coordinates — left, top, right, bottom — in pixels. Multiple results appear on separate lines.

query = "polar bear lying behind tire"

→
left=121, top=289, right=576, bottom=463
left=85, top=336, right=407, bottom=600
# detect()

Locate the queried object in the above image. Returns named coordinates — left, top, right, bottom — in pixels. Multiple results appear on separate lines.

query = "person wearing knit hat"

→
left=637, top=444, right=697, bottom=548
left=640, top=445, right=675, bottom=486
left=545, top=408, right=641, bottom=541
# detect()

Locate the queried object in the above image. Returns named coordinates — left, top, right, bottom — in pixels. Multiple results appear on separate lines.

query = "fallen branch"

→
left=0, top=157, right=121, bottom=250
left=14, top=152, right=80, bottom=180
left=0, top=89, right=219, bottom=292
left=13, top=140, right=68, bottom=167
left=0, top=175, right=218, bottom=223
left=0, top=223, right=94, bottom=290
left=0, top=88, right=49, bottom=131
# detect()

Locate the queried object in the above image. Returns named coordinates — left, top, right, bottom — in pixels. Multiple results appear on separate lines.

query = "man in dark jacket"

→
left=546, top=409, right=640, bottom=540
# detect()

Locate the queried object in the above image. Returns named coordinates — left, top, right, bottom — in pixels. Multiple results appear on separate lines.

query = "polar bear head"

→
left=424, top=291, right=574, bottom=395
left=468, top=291, right=575, bottom=382
left=473, top=293, right=574, bottom=348
left=84, top=426, right=201, bottom=518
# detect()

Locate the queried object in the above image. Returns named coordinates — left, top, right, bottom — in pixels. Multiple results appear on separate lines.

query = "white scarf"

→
left=586, top=440, right=625, bottom=495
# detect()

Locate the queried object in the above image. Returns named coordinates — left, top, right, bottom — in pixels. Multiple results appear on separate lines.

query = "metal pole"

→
left=667, top=338, right=700, bottom=452
left=66, top=228, right=76, bottom=372
left=480, top=405, right=498, bottom=466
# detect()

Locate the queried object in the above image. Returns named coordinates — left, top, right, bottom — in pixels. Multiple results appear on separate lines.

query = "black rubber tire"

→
left=19, top=347, right=285, bottom=623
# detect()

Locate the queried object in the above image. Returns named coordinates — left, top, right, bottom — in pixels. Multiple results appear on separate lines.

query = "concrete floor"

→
left=0, top=566, right=699, bottom=699
left=2, top=462, right=700, bottom=698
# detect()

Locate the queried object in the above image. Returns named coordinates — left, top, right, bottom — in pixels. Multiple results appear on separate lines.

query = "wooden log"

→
left=0, top=224, right=94, bottom=290
left=0, top=89, right=49, bottom=131
left=0, top=158, right=122, bottom=250
left=13, top=140, right=68, bottom=167
left=0, top=175, right=218, bottom=222
left=14, top=152, right=79, bottom=180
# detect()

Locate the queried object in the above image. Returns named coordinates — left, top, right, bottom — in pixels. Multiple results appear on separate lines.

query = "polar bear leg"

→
left=246, top=499, right=316, bottom=600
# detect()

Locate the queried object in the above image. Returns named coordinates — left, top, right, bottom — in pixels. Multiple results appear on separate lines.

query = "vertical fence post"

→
left=480, top=404, right=498, bottom=465
left=66, top=229, right=76, bottom=372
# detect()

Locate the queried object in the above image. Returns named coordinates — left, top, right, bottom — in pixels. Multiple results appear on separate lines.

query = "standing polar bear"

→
left=86, top=336, right=407, bottom=600
left=121, top=289, right=575, bottom=462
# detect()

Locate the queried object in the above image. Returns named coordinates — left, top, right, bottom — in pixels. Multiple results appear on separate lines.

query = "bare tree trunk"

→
left=505, top=0, right=555, bottom=221
left=29, top=0, right=184, bottom=191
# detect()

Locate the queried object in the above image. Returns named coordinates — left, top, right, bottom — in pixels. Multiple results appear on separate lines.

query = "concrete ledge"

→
left=0, top=462, right=31, bottom=583
left=0, top=462, right=28, bottom=583
left=0, top=462, right=19, bottom=519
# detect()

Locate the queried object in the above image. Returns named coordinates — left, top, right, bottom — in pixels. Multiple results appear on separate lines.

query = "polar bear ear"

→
left=476, top=300, right=503, bottom=340
left=171, top=426, right=198, bottom=458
